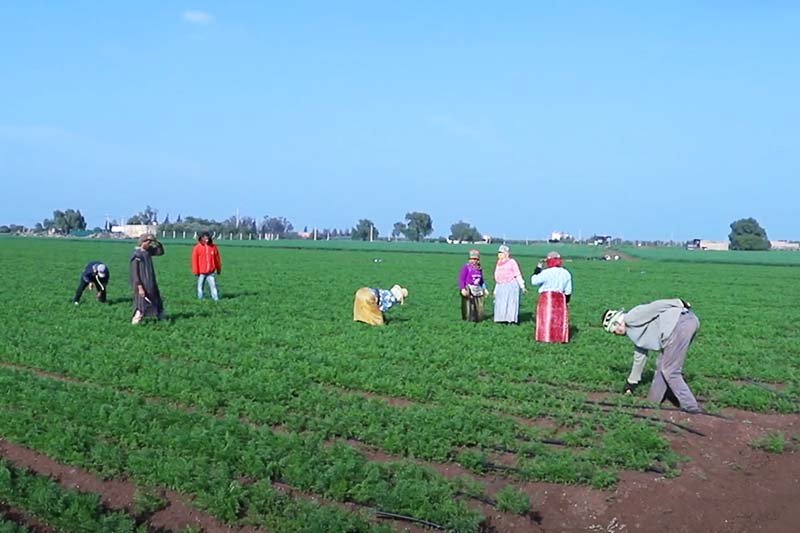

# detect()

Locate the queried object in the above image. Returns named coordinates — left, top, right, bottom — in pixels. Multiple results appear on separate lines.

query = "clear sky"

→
left=1, top=1, right=798, bottom=240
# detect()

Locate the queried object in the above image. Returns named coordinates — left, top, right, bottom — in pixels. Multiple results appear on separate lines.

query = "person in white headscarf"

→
left=493, top=245, right=526, bottom=324
left=354, top=284, right=409, bottom=325
left=602, top=298, right=703, bottom=414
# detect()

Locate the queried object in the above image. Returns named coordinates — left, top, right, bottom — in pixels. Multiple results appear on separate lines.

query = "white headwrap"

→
left=602, top=309, right=625, bottom=333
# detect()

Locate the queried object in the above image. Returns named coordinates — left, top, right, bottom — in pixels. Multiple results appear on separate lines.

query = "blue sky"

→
left=1, top=1, right=798, bottom=240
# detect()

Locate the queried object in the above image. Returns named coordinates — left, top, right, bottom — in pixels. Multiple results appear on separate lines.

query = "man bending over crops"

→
left=73, top=261, right=110, bottom=304
left=353, top=285, right=409, bottom=325
left=130, top=233, right=165, bottom=324
left=602, top=299, right=704, bottom=414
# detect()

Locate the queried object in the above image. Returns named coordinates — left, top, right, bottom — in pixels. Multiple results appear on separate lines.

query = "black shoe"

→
left=623, top=381, right=638, bottom=395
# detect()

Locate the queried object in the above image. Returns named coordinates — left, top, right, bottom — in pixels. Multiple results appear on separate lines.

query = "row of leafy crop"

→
left=2, top=241, right=798, bottom=488
left=5, top=238, right=800, bottom=404
left=0, top=458, right=143, bottom=532
left=0, top=366, right=488, bottom=531
left=0, top=333, right=680, bottom=489
left=0, top=520, right=27, bottom=533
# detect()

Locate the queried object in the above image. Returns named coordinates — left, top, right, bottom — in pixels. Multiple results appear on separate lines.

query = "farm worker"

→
left=530, top=251, right=572, bottom=343
left=191, top=231, right=222, bottom=300
left=353, top=284, right=409, bottom=325
left=130, top=233, right=165, bottom=324
left=493, top=245, right=526, bottom=324
left=602, top=299, right=704, bottom=414
left=73, top=261, right=110, bottom=304
left=458, top=249, right=489, bottom=322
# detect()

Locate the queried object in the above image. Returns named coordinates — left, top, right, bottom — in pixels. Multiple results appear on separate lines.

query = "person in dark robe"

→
left=130, top=233, right=165, bottom=324
left=73, top=261, right=110, bottom=304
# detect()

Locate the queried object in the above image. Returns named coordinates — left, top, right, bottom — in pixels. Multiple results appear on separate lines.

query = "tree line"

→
left=0, top=208, right=779, bottom=251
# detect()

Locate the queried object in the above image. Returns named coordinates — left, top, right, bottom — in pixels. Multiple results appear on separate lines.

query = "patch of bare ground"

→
left=341, top=410, right=799, bottom=532
left=513, top=409, right=800, bottom=533
left=0, top=439, right=261, bottom=533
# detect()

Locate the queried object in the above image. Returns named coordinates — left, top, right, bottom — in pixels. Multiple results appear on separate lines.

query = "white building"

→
left=770, top=240, right=800, bottom=251
left=111, top=224, right=158, bottom=238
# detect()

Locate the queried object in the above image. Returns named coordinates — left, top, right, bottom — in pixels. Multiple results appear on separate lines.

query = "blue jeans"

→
left=197, top=273, right=219, bottom=300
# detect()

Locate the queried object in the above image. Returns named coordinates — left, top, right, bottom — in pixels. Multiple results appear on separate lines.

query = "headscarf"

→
left=602, top=308, right=625, bottom=333
left=390, top=284, right=409, bottom=304
left=546, top=251, right=563, bottom=268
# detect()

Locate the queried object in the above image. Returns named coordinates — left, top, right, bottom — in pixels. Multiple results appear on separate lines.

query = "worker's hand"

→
left=216, top=270, right=221, bottom=276
left=536, top=262, right=543, bottom=270
left=460, top=288, right=468, bottom=297
left=137, top=285, right=145, bottom=297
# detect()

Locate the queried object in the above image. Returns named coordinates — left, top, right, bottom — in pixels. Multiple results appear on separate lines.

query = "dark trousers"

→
left=74, top=278, right=107, bottom=303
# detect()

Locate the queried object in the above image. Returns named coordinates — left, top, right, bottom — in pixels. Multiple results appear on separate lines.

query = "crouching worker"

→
left=602, top=299, right=704, bottom=414
left=73, top=261, right=110, bottom=304
left=353, top=285, right=409, bottom=325
left=130, top=234, right=165, bottom=324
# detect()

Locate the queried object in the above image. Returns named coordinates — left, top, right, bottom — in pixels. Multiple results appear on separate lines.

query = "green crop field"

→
left=1, top=237, right=799, bottom=531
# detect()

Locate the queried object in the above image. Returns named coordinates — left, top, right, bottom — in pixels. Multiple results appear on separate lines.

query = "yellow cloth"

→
left=353, top=287, right=385, bottom=325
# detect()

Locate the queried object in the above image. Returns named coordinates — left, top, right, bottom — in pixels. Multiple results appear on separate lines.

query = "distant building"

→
left=589, top=235, right=611, bottom=246
left=111, top=224, right=158, bottom=238
left=688, top=238, right=729, bottom=251
left=770, top=240, right=800, bottom=251
left=548, top=231, right=572, bottom=243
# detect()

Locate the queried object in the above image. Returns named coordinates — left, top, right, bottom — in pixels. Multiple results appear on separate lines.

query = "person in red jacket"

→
left=191, top=232, right=222, bottom=300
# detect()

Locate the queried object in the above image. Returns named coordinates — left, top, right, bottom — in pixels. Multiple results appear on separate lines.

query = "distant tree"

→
left=127, top=205, right=158, bottom=225
left=261, top=216, right=293, bottom=235
left=303, top=225, right=308, bottom=233
left=401, top=212, right=433, bottom=241
left=729, top=218, right=770, bottom=251
left=44, top=209, right=87, bottom=234
left=162, top=213, right=170, bottom=225
left=176, top=214, right=182, bottom=223
left=392, top=222, right=406, bottom=239
left=352, top=219, right=378, bottom=241
left=449, top=220, right=482, bottom=242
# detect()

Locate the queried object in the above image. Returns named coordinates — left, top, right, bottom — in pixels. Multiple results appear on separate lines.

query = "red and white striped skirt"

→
left=535, top=291, right=569, bottom=343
